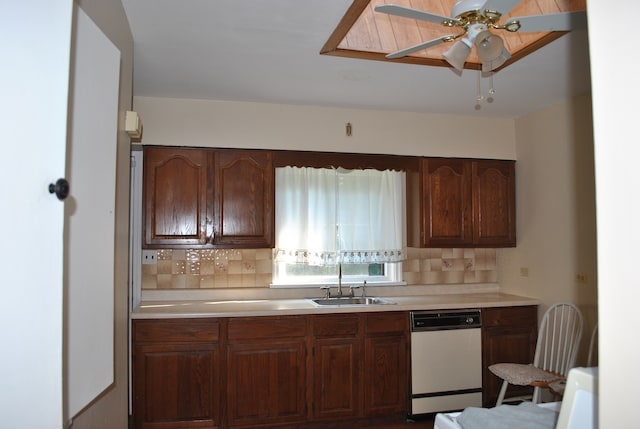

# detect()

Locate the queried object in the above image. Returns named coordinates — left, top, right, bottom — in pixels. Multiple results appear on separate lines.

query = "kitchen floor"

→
left=353, top=416, right=435, bottom=429
left=311, top=415, right=435, bottom=429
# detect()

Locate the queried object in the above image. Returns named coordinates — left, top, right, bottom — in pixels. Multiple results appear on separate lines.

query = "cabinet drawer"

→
left=313, top=314, right=360, bottom=337
left=481, top=306, right=537, bottom=328
left=133, top=319, right=220, bottom=343
left=227, top=316, right=307, bottom=341
left=365, top=312, right=408, bottom=335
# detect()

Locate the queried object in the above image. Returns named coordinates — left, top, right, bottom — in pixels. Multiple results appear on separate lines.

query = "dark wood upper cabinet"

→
left=473, top=160, right=516, bottom=247
left=143, top=147, right=274, bottom=248
left=143, top=147, right=514, bottom=249
left=410, top=158, right=516, bottom=248
left=213, top=149, right=274, bottom=247
left=421, top=158, right=473, bottom=247
left=143, top=147, right=211, bottom=247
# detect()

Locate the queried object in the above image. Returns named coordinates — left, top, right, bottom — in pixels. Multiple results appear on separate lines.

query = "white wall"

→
left=498, top=95, right=598, bottom=361
left=589, top=0, right=640, bottom=426
left=134, top=97, right=516, bottom=159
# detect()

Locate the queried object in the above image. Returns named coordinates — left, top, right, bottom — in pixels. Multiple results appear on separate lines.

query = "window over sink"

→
left=272, top=166, right=406, bottom=287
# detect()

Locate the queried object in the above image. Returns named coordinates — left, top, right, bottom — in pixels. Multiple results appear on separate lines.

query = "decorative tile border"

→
left=141, top=247, right=496, bottom=289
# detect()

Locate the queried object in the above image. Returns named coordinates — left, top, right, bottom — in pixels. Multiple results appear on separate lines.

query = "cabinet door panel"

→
left=226, top=341, right=306, bottom=427
left=134, top=343, right=220, bottom=429
left=313, top=338, right=360, bottom=420
left=474, top=161, right=516, bottom=246
left=143, top=147, right=210, bottom=247
left=364, top=335, right=408, bottom=415
left=214, top=150, right=274, bottom=247
left=422, top=158, right=473, bottom=247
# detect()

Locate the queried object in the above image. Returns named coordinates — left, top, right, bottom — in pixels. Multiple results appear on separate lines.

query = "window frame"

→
left=271, top=262, right=405, bottom=288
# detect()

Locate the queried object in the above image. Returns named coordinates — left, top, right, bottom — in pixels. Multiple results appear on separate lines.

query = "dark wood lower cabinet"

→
left=132, top=307, right=533, bottom=428
left=481, top=306, right=538, bottom=407
left=226, top=316, right=308, bottom=428
left=364, top=312, right=409, bottom=416
left=310, top=312, right=409, bottom=422
left=226, top=341, right=307, bottom=427
left=312, top=314, right=361, bottom=420
left=133, top=319, right=222, bottom=429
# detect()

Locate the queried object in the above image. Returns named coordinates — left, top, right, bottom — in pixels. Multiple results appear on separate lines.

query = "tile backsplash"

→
left=141, top=247, right=496, bottom=290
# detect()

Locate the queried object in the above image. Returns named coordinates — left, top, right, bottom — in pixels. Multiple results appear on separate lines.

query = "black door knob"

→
left=49, top=178, right=70, bottom=200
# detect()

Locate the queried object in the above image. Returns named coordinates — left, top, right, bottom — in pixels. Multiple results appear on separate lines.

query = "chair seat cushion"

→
left=489, top=363, right=563, bottom=386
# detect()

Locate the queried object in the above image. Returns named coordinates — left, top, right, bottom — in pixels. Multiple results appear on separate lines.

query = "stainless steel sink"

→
left=309, top=296, right=396, bottom=306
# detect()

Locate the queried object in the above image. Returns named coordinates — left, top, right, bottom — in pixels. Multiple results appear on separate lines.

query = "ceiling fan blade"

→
left=375, top=4, right=455, bottom=25
left=482, top=0, right=523, bottom=17
left=507, top=11, right=587, bottom=32
left=385, top=36, right=455, bottom=59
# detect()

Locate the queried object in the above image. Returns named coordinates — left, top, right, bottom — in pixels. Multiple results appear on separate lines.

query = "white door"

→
left=0, top=1, right=73, bottom=427
left=65, top=6, right=120, bottom=420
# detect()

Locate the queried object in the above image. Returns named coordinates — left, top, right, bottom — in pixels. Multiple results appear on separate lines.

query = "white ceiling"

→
left=121, top=0, right=591, bottom=118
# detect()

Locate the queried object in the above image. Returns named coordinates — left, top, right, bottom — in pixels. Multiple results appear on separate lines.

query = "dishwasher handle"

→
left=410, top=309, right=481, bottom=331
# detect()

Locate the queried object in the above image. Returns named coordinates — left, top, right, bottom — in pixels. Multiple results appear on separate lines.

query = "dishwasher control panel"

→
left=410, top=309, right=481, bottom=331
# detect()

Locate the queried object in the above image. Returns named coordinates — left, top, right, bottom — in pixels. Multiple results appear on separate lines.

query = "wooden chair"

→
left=489, top=302, right=584, bottom=405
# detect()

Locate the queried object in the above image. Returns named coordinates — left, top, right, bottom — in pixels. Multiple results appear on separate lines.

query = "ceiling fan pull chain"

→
left=487, top=73, right=496, bottom=104
left=475, top=71, right=484, bottom=110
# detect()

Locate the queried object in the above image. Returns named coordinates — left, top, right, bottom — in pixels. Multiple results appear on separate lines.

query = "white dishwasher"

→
left=409, top=309, right=483, bottom=417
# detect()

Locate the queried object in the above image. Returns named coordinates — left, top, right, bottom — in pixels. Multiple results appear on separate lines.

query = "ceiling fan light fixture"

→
left=443, top=39, right=472, bottom=71
left=481, top=47, right=511, bottom=72
left=476, top=30, right=504, bottom=62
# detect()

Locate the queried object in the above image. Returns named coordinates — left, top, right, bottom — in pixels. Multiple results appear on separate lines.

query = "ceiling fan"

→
left=375, top=0, right=587, bottom=72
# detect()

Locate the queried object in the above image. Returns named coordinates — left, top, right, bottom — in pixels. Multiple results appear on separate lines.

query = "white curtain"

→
left=274, top=166, right=405, bottom=265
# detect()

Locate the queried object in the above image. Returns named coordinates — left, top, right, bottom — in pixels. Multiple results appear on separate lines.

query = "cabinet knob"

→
left=49, top=178, right=70, bottom=201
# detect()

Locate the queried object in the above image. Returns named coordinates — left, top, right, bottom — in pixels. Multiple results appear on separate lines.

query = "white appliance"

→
left=433, top=367, right=598, bottom=429
left=409, top=310, right=483, bottom=417
left=556, top=367, right=598, bottom=429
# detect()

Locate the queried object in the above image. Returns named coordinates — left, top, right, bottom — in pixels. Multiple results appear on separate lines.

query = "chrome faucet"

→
left=337, top=263, right=344, bottom=297
left=350, top=280, right=366, bottom=298
left=320, top=264, right=352, bottom=298
left=320, top=285, right=331, bottom=298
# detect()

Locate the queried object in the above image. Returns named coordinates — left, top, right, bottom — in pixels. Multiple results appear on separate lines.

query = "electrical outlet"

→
left=142, top=250, right=157, bottom=264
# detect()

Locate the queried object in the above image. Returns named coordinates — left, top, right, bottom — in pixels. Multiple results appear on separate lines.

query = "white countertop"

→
left=131, top=292, right=540, bottom=319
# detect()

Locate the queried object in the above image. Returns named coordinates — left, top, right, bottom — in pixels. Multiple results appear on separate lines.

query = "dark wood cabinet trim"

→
left=272, top=150, right=419, bottom=172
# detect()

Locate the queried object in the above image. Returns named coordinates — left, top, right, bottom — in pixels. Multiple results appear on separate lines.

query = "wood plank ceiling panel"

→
left=321, top=0, right=587, bottom=71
